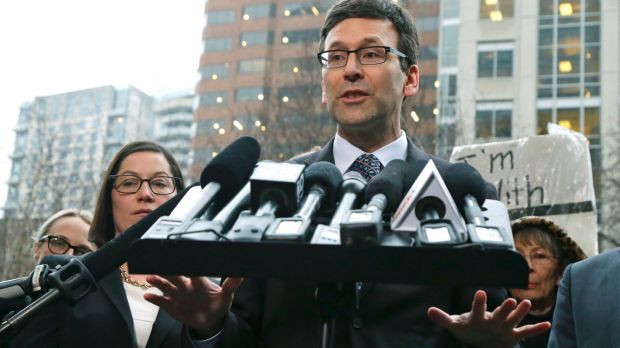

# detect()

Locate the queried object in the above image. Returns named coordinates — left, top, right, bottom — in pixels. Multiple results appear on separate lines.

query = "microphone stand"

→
left=0, top=258, right=97, bottom=343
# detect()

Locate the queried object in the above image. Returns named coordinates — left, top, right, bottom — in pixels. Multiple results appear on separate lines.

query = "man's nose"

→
left=343, top=52, right=364, bottom=81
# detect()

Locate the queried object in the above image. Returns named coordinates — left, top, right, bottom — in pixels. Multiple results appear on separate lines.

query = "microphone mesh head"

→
left=364, top=159, right=408, bottom=213
left=443, top=162, right=487, bottom=213
left=303, top=161, right=343, bottom=211
left=200, top=136, right=261, bottom=202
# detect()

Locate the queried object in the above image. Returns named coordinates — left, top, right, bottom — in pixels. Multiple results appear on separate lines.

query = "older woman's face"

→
left=111, top=151, right=177, bottom=236
left=34, top=216, right=93, bottom=263
left=510, top=236, right=562, bottom=303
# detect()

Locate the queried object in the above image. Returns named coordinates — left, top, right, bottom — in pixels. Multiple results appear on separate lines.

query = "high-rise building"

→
left=4, top=85, right=154, bottom=219
left=436, top=0, right=619, bottom=244
left=153, top=92, right=195, bottom=181
left=191, top=0, right=441, bottom=179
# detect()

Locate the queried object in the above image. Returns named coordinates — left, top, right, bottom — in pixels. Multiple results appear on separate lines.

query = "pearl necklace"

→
left=119, top=266, right=152, bottom=290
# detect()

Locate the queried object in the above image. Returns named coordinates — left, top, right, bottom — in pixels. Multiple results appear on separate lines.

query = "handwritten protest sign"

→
left=450, top=128, right=598, bottom=255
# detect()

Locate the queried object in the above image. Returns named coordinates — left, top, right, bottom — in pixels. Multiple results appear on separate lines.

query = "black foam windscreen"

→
left=364, top=159, right=409, bottom=214
left=302, top=161, right=343, bottom=211
left=82, top=183, right=198, bottom=280
left=443, top=162, right=487, bottom=213
left=199, top=136, right=261, bottom=202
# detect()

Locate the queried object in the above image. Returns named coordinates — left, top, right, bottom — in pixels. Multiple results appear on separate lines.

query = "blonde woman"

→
left=32, top=208, right=95, bottom=263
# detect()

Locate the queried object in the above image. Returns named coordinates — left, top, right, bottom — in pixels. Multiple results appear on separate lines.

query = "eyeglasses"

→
left=317, top=45, right=410, bottom=69
left=520, top=252, right=557, bottom=266
left=110, top=174, right=180, bottom=195
left=39, top=235, right=92, bottom=256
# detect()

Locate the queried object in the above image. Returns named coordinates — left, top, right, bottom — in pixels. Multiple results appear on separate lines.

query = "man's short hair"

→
left=319, top=0, right=419, bottom=72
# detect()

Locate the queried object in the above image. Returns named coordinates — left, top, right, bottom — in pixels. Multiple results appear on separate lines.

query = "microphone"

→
left=311, top=171, right=367, bottom=245
left=166, top=181, right=252, bottom=241
left=0, top=277, right=32, bottom=315
left=339, top=160, right=412, bottom=246
left=0, top=255, right=73, bottom=322
left=137, top=136, right=261, bottom=241
left=264, top=162, right=342, bottom=241
left=443, top=163, right=513, bottom=248
left=226, top=161, right=306, bottom=242
left=172, top=136, right=261, bottom=233
left=390, top=160, right=468, bottom=246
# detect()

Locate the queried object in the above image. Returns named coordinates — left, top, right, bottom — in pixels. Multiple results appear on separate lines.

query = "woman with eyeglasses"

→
left=32, top=208, right=94, bottom=263
left=11, top=141, right=191, bottom=348
left=508, top=216, right=587, bottom=348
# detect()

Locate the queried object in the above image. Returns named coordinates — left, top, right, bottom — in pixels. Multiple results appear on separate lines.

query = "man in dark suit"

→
left=145, top=0, right=549, bottom=346
left=548, top=248, right=620, bottom=347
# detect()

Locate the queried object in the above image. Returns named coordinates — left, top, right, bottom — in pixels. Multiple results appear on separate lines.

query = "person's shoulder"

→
left=571, top=248, right=620, bottom=273
left=290, top=150, right=319, bottom=164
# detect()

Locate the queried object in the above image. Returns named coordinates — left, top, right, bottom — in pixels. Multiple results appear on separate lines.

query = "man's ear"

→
left=403, top=64, right=420, bottom=98
left=321, top=79, right=327, bottom=104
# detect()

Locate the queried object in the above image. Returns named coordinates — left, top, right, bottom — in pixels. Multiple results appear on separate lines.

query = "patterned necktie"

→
left=347, top=153, right=384, bottom=182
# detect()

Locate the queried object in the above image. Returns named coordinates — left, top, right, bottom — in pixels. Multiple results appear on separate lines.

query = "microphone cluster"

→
left=141, top=139, right=514, bottom=251
left=1, top=135, right=517, bottom=338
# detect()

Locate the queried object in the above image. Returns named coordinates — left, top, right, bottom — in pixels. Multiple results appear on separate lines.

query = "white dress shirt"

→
left=332, top=130, right=408, bottom=173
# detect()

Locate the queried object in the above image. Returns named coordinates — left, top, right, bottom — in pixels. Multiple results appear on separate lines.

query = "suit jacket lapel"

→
left=302, top=139, right=335, bottom=165
left=146, top=308, right=179, bottom=348
left=405, top=137, right=431, bottom=164
left=99, top=269, right=137, bottom=346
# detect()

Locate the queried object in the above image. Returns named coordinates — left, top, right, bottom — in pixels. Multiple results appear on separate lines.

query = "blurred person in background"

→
left=32, top=208, right=94, bottom=263
left=1, top=209, right=93, bottom=327
left=508, top=216, right=587, bottom=348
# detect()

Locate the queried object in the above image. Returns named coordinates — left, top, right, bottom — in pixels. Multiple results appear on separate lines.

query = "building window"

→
left=106, top=116, right=126, bottom=141
left=281, top=29, right=320, bottom=45
left=279, top=57, right=318, bottom=73
left=238, top=58, right=271, bottom=74
left=277, top=85, right=321, bottom=102
left=440, top=25, right=458, bottom=66
left=475, top=101, right=512, bottom=139
left=204, top=37, right=232, bottom=52
left=10, top=161, right=21, bottom=179
left=536, top=107, right=600, bottom=136
left=537, top=0, right=600, bottom=100
left=282, top=3, right=330, bottom=17
left=234, top=114, right=263, bottom=131
left=477, top=42, right=513, bottom=77
left=239, top=31, right=274, bottom=47
left=480, top=0, right=514, bottom=21
left=201, top=63, right=230, bottom=81
left=419, top=74, right=438, bottom=90
left=199, top=91, right=227, bottom=107
left=417, top=17, right=439, bottom=32
left=206, top=10, right=235, bottom=25
left=196, top=119, right=227, bottom=134
left=235, top=87, right=269, bottom=102
left=242, top=4, right=276, bottom=20
left=420, top=46, right=438, bottom=61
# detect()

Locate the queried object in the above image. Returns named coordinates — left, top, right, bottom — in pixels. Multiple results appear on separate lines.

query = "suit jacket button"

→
left=352, top=317, right=363, bottom=329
